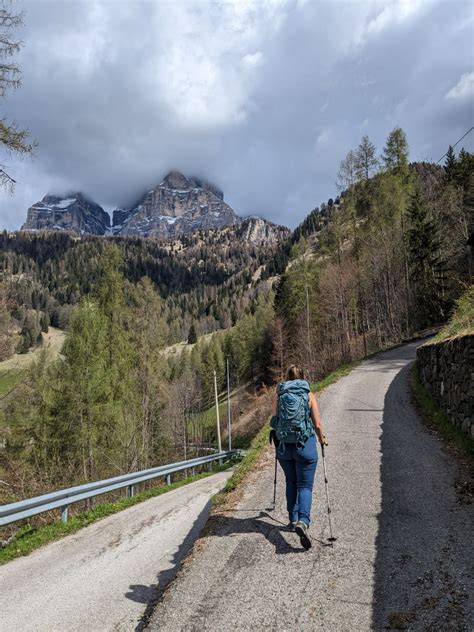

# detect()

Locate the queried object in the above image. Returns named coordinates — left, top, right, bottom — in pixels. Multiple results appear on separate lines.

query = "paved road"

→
left=148, top=342, right=473, bottom=631
left=0, top=470, right=233, bottom=632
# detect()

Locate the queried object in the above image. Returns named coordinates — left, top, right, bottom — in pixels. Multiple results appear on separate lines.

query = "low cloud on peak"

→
left=0, top=0, right=472, bottom=230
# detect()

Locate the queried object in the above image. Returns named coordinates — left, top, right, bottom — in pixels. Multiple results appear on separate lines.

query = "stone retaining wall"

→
left=416, top=334, right=474, bottom=439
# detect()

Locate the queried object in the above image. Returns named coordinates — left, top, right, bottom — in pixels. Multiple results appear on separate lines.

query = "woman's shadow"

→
left=204, top=509, right=312, bottom=555
left=126, top=507, right=324, bottom=630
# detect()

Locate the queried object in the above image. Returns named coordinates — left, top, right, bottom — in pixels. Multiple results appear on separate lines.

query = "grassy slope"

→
left=410, top=364, right=473, bottom=459
left=0, top=327, right=66, bottom=401
left=0, top=327, right=65, bottom=373
left=0, top=371, right=24, bottom=398
left=428, top=285, right=474, bottom=344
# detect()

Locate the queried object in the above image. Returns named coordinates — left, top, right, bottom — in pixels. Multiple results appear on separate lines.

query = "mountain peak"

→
left=112, top=171, right=233, bottom=238
left=161, top=170, right=190, bottom=189
left=22, top=193, right=110, bottom=234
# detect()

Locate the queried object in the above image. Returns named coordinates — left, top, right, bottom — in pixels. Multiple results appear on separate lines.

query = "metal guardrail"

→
left=0, top=450, right=238, bottom=527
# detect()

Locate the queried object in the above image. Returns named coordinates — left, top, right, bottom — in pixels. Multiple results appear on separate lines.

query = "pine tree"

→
left=40, top=312, right=49, bottom=333
left=463, top=172, right=474, bottom=279
left=382, top=127, right=409, bottom=175
left=267, top=316, right=287, bottom=383
left=337, top=150, right=358, bottom=191
left=187, top=322, right=197, bottom=344
left=58, top=299, right=109, bottom=481
left=444, top=145, right=457, bottom=182
left=0, top=282, right=14, bottom=360
left=96, top=245, right=128, bottom=367
left=355, top=135, right=379, bottom=181
left=127, top=278, right=168, bottom=467
left=456, top=148, right=474, bottom=190
left=408, top=188, right=445, bottom=327
left=3, top=350, right=60, bottom=486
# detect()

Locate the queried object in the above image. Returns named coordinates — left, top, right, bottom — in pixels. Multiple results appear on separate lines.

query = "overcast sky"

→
left=0, top=0, right=473, bottom=230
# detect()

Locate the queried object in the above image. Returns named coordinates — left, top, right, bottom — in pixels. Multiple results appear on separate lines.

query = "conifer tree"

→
left=96, top=244, right=129, bottom=372
left=456, top=148, right=474, bottom=189
left=408, top=188, right=445, bottom=327
left=382, top=127, right=409, bottom=174
left=3, top=350, right=59, bottom=485
left=127, top=277, right=168, bottom=467
left=187, top=322, right=197, bottom=344
left=355, top=135, right=379, bottom=181
left=337, top=150, right=358, bottom=191
left=444, top=145, right=457, bottom=182
left=58, top=299, right=109, bottom=481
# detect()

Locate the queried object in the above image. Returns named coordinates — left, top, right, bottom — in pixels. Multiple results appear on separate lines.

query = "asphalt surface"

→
left=0, top=469, right=233, bottom=632
left=148, top=342, right=473, bottom=631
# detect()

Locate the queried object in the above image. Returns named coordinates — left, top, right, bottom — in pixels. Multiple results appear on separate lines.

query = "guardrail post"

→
left=166, top=474, right=171, bottom=485
left=61, top=506, right=69, bottom=524
left=191, top=467, right=196, bottom=476
left=127, top=485, right=135, bottom=498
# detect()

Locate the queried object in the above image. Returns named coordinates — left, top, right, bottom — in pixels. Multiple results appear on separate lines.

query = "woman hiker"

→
left=270, top=365, right=327, bottom=550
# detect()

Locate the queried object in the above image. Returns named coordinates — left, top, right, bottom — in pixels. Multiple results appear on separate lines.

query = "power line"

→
left=436, top=126, right=474, bottom=164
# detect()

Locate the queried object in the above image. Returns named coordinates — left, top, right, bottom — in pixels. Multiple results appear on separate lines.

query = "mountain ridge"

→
left=21, top=170, right=280, bottom=240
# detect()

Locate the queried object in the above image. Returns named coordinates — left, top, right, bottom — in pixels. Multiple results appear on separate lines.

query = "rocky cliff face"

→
left=239, top=216, right=286, bottom=246
left=112, top=171, right=238, bottom=238
left=22, top=193, right=110, bottom=235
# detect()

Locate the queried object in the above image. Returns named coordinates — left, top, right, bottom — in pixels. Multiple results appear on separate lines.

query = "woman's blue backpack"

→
left=273, top=379, right=313, bottom=448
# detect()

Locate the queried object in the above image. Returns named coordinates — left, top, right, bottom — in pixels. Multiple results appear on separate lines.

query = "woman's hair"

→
left=286, top=365, right=305, bottom=381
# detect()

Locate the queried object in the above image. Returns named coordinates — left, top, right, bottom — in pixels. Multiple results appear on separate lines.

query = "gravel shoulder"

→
left=147, top=342, right=473, bottom=631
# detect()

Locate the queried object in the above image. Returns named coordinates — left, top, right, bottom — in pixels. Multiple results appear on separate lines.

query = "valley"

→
left=0, top=131, right=472, bottom=540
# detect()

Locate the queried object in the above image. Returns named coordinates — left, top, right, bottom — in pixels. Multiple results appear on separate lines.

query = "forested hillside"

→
left=0, top=217, right=288, bottom=505
left=275, top=130, right=473, bottom=381
left=0, top=218, right=289, bottom=352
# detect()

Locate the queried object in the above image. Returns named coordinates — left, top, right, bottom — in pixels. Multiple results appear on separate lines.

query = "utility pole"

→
left=226, top=357, right=232, bottom=451
left=213, top=370, right=222, bottom=453
left=305, top=284, right=313, bottom=383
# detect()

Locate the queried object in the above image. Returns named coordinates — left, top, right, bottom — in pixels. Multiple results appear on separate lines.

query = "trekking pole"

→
left=269, top=429, right=278, bottom=510
left=321, top=444, right=337, bottom=543
left=272, top=450, right=278, bottom=509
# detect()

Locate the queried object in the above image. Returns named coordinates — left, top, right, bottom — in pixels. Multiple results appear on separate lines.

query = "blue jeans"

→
left=277, top=435, right=318, bottom=526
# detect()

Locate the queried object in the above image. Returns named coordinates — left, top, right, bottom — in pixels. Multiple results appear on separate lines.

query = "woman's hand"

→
left=309, top=392, right=327, bottom=446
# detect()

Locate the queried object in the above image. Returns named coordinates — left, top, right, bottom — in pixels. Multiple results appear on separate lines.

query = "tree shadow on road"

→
left=372, top=362, right=471, bottom=631
left=126, top=499, right=214, bottom=631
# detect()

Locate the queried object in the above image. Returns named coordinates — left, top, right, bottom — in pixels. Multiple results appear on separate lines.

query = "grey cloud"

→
left=0, top=0, right=472, bottom=230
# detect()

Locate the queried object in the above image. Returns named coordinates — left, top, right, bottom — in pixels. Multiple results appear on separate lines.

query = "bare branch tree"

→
left=0, top=0, right=34, bottom=189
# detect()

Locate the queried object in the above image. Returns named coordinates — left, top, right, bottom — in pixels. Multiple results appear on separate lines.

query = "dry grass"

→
left=0, top=327, right=65, bottom=374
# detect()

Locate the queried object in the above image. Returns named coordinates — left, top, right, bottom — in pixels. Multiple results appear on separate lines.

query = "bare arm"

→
left=271, top=389, right=278, bottom=416
left=309, top=391, right=327, bottom=445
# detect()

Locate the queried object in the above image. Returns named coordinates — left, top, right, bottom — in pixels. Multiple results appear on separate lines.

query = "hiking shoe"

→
left=295, top=521, right=312, bottom=549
